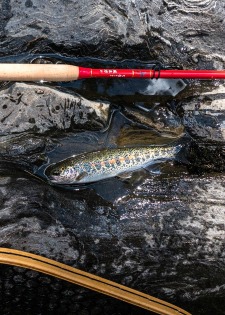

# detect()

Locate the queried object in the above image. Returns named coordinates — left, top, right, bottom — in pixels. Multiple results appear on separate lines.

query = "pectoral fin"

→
left=117, top=171, right=133, bottom=180
left=142, top=164, right=161, bottom=175
left=76, top=171, right=88, bottom=181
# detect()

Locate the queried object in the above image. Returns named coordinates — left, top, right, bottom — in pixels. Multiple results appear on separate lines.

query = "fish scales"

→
left=46, top=145, right=182, bottom=184
left=72, top=148, right=154, bottom=175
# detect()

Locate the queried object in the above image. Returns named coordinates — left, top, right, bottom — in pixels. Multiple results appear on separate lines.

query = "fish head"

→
left=45, top=163, right=85, bottom=184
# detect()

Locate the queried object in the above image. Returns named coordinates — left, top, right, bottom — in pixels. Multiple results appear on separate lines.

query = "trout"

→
left=45, top=145, right=182, bottom=184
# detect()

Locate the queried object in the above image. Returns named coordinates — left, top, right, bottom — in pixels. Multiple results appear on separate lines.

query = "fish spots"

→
left=104, top=161, right=111, bottom=168
left=95, top=162, right=101, bottom=170
left=136, top=156, right=141, bottom=162
left=119, top=157, right=125, bottom=163
left=157, top=149, right=162, bottom=155
left=100, top=161, right=105, bottom=167
left=68, top=167, right=73, bottom=174
left=83, top=162, right=92, bottom=172
left=116, top=159, right=121, bottom=166
left=109, top=158, right=116, bottom=164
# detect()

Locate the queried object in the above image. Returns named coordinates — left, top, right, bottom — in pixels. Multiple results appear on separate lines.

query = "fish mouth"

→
left=47, top=175, right=76, bottom=185
left=45, top=164, right=66, bottom=183
left=45, top=164, right=57, bottom=176
left=47, top=175, right=62, bottom=183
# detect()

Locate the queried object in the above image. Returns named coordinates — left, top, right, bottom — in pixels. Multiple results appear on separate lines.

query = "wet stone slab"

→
left=180, top=84, right=225, bottom=142
left=0, top=83, right=110, bottom=134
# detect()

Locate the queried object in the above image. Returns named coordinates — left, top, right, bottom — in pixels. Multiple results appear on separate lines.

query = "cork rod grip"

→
left=0, top=63, right=79, bottom=82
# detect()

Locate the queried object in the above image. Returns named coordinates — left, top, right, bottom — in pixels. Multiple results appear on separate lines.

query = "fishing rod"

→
left=0, top=63, right=225, bottom=81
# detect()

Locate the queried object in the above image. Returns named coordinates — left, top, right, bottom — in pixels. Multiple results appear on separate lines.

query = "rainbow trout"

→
left=45, top=145, right=182, bottom=184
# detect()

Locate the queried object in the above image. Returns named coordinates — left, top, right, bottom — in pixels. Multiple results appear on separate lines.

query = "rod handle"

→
left=0, top=63, right=79, bottom=82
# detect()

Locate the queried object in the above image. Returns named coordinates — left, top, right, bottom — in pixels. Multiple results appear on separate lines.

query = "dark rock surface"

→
left=181, top=84, right=225, bottom=142
left=0, top=1, right=225, bottom=315
left=0, top=171, right=224, bottom=315
left=0, top=0, right=223, bottom=65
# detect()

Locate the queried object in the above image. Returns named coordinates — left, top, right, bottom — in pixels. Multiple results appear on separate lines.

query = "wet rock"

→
left=165, top=84, right=225, bottom=172
left=0, top=83, right=110, bottom=134
left=183, top=141, right=225, bottom=173
left=0, top=0, right=224, bottom=66
left=0, top=172, right=224, bottom=315
left=0, top=133, right=54, bottom=171
left=180, top=84, right=225, bottom=143
left=123, top=105, right=184, bottom=138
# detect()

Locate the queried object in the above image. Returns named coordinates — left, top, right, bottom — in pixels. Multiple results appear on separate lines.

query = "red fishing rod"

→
left=78, top=67, right=225, bottom=80
left=0, top=63, right=225, bottom=81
